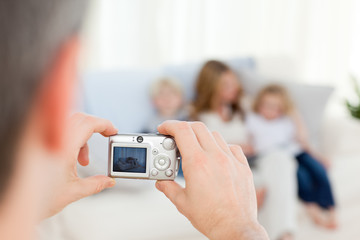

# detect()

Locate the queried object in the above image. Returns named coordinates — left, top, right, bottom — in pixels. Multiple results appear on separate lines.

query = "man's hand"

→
left=44, top=113, right=118, bottom=218
left=156, top=121, right=268, bottom=240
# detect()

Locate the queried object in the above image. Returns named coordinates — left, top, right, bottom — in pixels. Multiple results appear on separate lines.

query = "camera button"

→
left=154, top=155, right=171, bottom=170
left=159, top=159, right=166, bottom=165
left=162, top=138, right=175, bottom=151
left=165, top=169, right=173, bottom=177
left=152, top=148, right=159, bottom=155
left=151, top=169, right=158, bottom=176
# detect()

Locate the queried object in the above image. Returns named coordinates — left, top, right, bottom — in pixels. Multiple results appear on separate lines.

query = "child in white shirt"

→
left=144, top=77, right=188, bottom=177
left=143, top=77, right=188, bottom=133
left=247, top=84, right=337, bottom=229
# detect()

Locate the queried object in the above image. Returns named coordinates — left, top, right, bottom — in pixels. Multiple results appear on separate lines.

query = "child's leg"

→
left=297, top=164, right=315, bottom=203
left=297, top=161, right=328, bottom=226
left=296, top=152, right=338, bottom=229
left=296, top=152, right=335, bottom=209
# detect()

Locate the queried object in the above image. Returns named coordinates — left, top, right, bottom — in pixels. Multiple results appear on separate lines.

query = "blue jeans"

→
left=296, top=152, right=335, bottom=209
left=177, top=159, right=184, bottom=177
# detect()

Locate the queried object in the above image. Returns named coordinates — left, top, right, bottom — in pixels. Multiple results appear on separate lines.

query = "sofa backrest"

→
left=82, top=69, right=161, bottom=133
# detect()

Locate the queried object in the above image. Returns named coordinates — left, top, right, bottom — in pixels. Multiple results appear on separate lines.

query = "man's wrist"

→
left=208, top=220, right=268, bottom=240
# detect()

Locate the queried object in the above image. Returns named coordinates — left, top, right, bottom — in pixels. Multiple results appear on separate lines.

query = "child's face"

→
left=217, top=71, right=240, bottom=104
left=153, top=85, right=183, bottom=117
left=258, top=94, right=284, bottom=120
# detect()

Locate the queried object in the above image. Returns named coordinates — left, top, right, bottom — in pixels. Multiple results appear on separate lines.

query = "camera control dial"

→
left=154, top=154, right=171, bottom=170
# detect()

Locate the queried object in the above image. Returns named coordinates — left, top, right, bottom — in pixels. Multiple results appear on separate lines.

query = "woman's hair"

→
left=253, top=84, right=294, bottom=114
left=191, top=60, right=244, bottom=120
left=150, top=77, right=183, bottom=98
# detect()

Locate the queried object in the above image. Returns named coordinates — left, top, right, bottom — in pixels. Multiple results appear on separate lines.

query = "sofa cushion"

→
left=81, top=69, right=162, bottom=133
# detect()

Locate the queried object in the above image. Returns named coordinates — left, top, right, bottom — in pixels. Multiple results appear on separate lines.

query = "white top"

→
left=246, top=113, right=302, bottom=156
left=199, top=112, right=248, bottom=145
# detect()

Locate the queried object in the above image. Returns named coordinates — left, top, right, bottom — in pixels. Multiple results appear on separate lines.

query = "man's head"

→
left=0, top=0, right=88, bottom=196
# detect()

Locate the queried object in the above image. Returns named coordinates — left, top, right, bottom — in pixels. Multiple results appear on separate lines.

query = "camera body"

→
left=108, top=134, right=180, bottom=180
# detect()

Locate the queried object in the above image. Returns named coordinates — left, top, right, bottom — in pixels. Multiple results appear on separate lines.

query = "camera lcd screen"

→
left=113, top=147, right=147, bottom=173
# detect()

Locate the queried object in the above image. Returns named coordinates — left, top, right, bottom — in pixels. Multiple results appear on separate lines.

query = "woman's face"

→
left=258, top=94, right=284, bottom=120
left=217, top=71, right=240, bottom=104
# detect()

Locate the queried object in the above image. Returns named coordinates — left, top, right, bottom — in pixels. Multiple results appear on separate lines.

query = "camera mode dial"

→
left=162, top=137, right=175, bottom=151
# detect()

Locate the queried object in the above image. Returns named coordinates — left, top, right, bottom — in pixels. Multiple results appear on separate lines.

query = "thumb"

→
left=76, top=175, right=116, bottom=199
left=156, top=181, right=186, bottom=208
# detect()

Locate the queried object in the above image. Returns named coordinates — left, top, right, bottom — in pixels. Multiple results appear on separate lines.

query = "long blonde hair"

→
left=191, top=60, right=244, bottom=120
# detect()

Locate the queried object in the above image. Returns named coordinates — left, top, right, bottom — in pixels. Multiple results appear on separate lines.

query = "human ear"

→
left=36, top=36, right=81, bottom=151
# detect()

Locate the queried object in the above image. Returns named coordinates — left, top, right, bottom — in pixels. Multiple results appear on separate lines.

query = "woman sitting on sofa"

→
left=191, top=60, right=297, bottom=240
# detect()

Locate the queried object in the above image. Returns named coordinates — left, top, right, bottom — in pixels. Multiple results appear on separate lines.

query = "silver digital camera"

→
left=108, top=134, right=180, bottom=180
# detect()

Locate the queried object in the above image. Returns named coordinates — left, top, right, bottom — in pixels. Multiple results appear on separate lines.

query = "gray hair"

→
left=0, top=0, right=88, bottom=196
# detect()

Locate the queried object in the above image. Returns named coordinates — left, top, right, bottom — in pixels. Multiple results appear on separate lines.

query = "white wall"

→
left=79, top=0, right=360, bottom=88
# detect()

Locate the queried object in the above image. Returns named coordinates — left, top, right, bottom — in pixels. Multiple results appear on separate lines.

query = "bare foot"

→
left=278, top=232, right=293, bottom=240
left=306, top=204, right=326, bottom=227
left=256, top=187, right=266, bottom=209
left=323, top=208, right=338, bottom=229
left=306, top=204, right=338, bottom=230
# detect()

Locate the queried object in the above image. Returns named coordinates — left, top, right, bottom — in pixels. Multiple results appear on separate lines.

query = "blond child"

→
left=247, top=84, right=337, bottom=229
left=143, top=77, right=187, bottom=133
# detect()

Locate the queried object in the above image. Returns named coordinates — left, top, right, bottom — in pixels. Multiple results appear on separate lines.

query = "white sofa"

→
left=38, top=57, right=335, bottom=240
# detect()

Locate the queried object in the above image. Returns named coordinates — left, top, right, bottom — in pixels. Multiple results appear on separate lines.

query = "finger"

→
left=75, top=175, right=116, bottom=199
left=81, top=114, right=118, bottom=137
left=156, top=181, right=186, bottom=209
left=158, top=121, right=202, bottom=159
left=190, top=122, right=219, bottom=151
left=71, top=113, right=118, bottom=149
left=229, top=145, right=249, bottom=167
left=212, top=131, right=232, bottom=154
left=78, top=143, right=89, bottom=166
